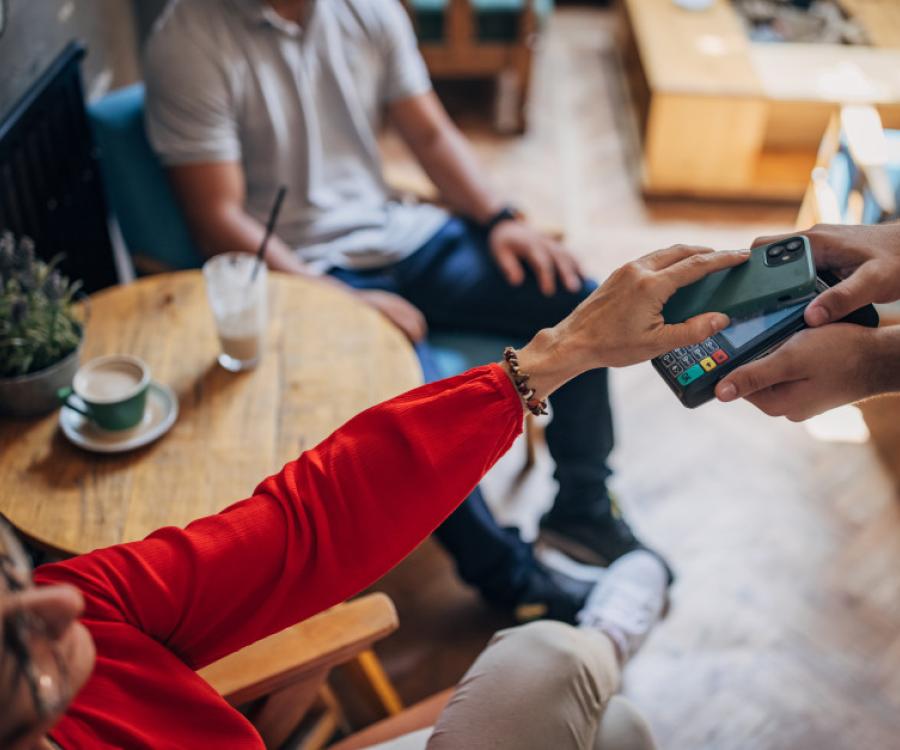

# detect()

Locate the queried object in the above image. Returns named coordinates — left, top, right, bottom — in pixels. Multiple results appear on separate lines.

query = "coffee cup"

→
left=57, top=355, right=151, bottom=431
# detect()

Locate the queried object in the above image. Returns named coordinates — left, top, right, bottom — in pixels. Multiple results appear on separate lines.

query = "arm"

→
left=379, top=1, right=581, bottom=295
left=35, top=245, right=747, bottom=668
left=389, top=93, right=582, bottom=296
left=167, top=162, right=427, bottom=339
left=716, top=323, right=900, bottom=421
left=37, top=366, right=524, bottom=669
left=167, top=161, right=308, bottom=274
left=389, top=92, right=500, bottom=225
left=142, top=15, right=420, bottom=329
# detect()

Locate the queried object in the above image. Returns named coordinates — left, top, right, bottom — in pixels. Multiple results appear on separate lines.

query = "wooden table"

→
left=0, top=272, right=423, bottom=556
left=618, top=0, right=900, bottom=202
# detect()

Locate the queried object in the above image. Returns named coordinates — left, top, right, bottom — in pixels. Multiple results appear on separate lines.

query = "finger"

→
left=493, top=246, right=526, bottom=287
left=750, top=232, right=792, bottom=249
left=804, top=262, right=882, bottom=326
left=660, top=249, right=751, bottom=297
left=639, top=244, right=714, bottom=271
left=4, top=585, right=84, bottom=638
left=549, top=244, right=582, bottom=293
left=526, top=247, right=557, bottom=296
left=400, top=301, right=428, bottom=342
left=715, top=349, right=798, bottom=402
left=657, top=312, right=730, bottom=352
left=744, top=380, right=812, bottom=421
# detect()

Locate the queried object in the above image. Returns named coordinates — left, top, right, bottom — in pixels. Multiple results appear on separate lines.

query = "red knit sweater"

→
left=35, top=365, right=522, bottom=749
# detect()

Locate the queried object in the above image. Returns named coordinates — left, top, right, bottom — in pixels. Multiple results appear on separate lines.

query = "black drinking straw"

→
left=251, top=185, right=287, bottom=283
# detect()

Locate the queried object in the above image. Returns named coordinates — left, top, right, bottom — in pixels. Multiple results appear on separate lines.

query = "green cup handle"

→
left=57, top=387, right=92, bottom=419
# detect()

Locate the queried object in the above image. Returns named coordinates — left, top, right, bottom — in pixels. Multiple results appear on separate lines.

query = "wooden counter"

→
left=619, top=0, right=900, bottom=202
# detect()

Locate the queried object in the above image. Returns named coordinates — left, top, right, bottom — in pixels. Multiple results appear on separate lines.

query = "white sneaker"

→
left=535, top=544, right=608, bottom=585
left=576, top=550, right=668, bottom=663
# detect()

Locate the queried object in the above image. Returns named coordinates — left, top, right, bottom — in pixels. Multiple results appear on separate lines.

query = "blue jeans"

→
left=330, top=219, right=615, bottom=602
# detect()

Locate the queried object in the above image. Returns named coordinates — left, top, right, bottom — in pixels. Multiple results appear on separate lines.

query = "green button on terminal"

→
left=677, top=364, right=705, bottom=386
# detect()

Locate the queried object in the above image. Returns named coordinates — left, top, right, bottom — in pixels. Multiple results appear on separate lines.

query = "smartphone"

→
left=662, top=237, right=817, bottom=324
left=652, top=272, right=880, bottom=408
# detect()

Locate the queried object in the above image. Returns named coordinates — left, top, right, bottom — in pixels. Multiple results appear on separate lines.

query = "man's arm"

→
left=167, top=162, right=307, bottom=274
left=167, top=162, right=428, bottom=340
left=389, top=93, right=582, bottom=295
left=388, top=92, right=500, bottom=224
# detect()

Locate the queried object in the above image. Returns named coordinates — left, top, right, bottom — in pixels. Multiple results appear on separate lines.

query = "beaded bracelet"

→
left=503, top=347, right=548, bottom=417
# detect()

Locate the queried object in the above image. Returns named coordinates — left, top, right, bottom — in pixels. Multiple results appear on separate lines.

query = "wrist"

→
left=867, top=325, right=900, bottom=396
left=511, top=327, right=585, bottom=402
left=481, top=205, right=521, bottom=237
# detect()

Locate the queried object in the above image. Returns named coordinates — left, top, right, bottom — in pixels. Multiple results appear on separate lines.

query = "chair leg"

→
left=249, top=669, right=329, bottom=750
left=339, top=650, right=405, bottom=719
left=523, top=414, right=537, bottom=471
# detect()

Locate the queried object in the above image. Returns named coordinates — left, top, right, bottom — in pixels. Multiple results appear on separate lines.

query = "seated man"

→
left=0, top=247, right=743, bottom=750
left=143, top=0, right=670, bottom=621
left=715, top=223, right=900, bottom=420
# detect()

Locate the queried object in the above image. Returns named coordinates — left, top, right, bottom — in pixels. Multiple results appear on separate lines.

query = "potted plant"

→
left=0, top=232, right=84, bottom=417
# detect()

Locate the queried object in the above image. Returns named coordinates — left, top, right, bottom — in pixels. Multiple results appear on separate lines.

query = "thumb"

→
left=658, top=312, right=730, bottom=352
left=715, top=350, right=793, bottom=402
left=805, top=264, right=879, bottom=326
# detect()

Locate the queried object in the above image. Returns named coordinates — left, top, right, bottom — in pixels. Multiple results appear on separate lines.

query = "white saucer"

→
left=59, top=381, right=178, bottom=454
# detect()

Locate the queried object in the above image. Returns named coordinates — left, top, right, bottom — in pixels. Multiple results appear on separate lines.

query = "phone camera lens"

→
left=785, top=239, right=802, bottom=251
left=766, top=245, right=786, bottom=259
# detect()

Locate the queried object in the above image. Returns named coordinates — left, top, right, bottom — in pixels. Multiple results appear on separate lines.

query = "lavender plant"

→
left=0, top=232, right=83, bottom=378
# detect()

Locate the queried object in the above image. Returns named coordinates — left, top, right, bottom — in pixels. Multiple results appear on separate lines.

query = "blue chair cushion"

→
left=88, top=84, right=204, bottom=271
left=410, top=0, right=554, bottom=44
left=428, top=331, right=528, bottom=378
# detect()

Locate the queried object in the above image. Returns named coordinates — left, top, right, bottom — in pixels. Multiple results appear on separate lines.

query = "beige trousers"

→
left=367, top=621, right=657, bottom=750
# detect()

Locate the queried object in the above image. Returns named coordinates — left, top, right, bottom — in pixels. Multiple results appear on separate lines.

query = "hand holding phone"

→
left=750, top=224, right=900, bottom=326
left=651, top=272, right=880, bottom=409
left=662, top=237, right=816, bottom=324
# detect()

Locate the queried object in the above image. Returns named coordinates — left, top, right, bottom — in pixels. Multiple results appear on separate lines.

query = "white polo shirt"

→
left=144, top=0, right=449, bottom=272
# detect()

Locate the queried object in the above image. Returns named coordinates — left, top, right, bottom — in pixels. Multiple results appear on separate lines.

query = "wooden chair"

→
left=402, top=0, right=551, bottom=133
left=200, top=593, right=404, bottom=749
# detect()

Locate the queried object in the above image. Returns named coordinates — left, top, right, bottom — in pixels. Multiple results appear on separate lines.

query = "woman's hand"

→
left=511, top=245, right=750, bottom=401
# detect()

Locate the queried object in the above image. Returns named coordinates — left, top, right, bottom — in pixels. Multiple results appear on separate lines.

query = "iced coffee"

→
left=202, top=253, right=268, bottom=372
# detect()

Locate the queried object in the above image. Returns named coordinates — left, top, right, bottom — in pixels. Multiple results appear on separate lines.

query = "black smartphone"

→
left=651, top=271, right=880, bottom=408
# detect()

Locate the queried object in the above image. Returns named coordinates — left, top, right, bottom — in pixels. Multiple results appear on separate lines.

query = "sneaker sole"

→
left=538, top=528, right=612, bottom=567
left=540, top=529, right=677, bottom=588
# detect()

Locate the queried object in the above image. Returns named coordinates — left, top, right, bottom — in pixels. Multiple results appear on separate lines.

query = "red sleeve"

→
left=35, top=365, right=522, bottom=668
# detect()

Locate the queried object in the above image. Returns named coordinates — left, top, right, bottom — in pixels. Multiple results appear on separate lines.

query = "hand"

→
left=511, top=245, right=751, bottom=400
left=354, top=289, right=428, bottom=343
left=752, top=223, right=900, bottom=326
left=489, top=220, right=583, bottom=296
left=714, top=324, right=887, bottom=421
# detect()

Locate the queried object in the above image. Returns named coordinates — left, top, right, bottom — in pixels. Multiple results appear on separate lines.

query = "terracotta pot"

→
left=0, top=344, right=82, bottom=418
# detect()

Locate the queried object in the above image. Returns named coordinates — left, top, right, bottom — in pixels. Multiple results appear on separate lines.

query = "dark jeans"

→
left=330, top=218, right=615, bottom=602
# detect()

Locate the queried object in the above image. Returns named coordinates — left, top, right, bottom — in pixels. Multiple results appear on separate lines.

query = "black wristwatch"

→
left=481, top=205, right=522, bottom=236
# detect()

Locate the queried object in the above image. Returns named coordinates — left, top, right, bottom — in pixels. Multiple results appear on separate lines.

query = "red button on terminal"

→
left=712, top=349, right=729, bottom=364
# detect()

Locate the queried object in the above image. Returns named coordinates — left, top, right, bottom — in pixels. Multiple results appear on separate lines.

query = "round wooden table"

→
left=0, top=272, right=422, bottom=556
